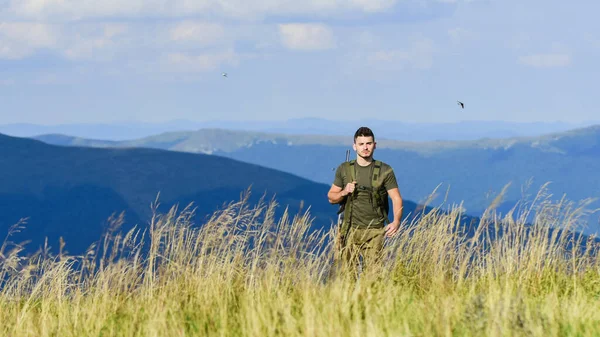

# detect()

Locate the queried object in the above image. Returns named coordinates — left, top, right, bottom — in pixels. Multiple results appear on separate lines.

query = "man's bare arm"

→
left=328, top=184, right=347, bottom=204
left=387, top=187, right=403, bottom=225
left=327, top=182, right=356, bottom=204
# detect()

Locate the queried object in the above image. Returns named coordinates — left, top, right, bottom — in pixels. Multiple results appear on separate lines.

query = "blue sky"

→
left=1, top=0, right=599, bottom=125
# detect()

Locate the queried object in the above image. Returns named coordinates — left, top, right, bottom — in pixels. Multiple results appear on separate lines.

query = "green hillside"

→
left=0, top=133, right=353, bottom=255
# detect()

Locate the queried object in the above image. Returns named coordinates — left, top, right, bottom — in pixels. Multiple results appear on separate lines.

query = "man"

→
left=327, top=126, right=403, bottom=278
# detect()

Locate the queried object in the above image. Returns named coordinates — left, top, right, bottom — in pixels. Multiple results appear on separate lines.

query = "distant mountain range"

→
left=1, top=133, right=432, bottom=256
left=33, top=125, right=600, bottom=234
left=2, top=119, right=596, bottom=141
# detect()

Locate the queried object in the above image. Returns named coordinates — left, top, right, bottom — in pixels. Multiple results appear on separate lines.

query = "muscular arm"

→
left=328, top=164, right=355, bottom=204
left=387, top=187, right=403, bottom=225
left=327, top=184, right=349, bottom=204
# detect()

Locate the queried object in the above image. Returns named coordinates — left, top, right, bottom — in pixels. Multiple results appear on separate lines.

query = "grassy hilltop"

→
left=3, top=130, right=600, bottom=336
left=2, top=190, right=600, bottom=337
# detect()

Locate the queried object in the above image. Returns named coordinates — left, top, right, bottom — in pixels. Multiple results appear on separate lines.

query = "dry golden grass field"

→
left=2, top=189, right=600, bottom=337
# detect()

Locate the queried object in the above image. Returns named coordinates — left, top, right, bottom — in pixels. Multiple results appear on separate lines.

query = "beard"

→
left=357, top=150, right=373, bottom=159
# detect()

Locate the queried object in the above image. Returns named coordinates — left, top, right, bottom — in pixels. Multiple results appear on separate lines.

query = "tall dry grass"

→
left=1, top=187, right=600, bottom=336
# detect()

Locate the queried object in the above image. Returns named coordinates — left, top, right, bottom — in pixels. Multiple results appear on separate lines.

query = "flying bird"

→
left=222, top=72, right=228, bottom=78
left=457, top=101, right=464, bottom=109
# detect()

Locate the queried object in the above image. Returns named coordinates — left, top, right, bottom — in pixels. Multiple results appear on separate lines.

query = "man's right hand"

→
left=343, top=181, right=357, bottom=196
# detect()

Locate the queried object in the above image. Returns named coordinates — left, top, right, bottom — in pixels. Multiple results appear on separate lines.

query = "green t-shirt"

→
left=333, top=160, right=398, bottom=229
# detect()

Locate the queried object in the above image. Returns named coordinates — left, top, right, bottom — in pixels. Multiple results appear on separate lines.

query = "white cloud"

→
left=278, top=23, right=335, bottom=51
left=169, top=21, right=225, bottom=45
left=347, top=0, right=397, bottom=12
left=63, top=36, right=114, bottom=60
left=518, top=53, right=571, bottom=68
left=0, top=22, right=57, bottom=47
left=6, top=0, right=399, bottom=20
left=0, top=21, right=130, bottom=60
left=448, top=27, right=477, bottom=44
left=365, top=38, right=435, bottom=70
left=437, top=0, right=484, bottom=3
left=0, top=22, right=58, bottom=58
left=62, top=23, right=128, bottom=61
left=8, top=0, right=171, bottom=20
left=166, top=50, right=238, bottom=72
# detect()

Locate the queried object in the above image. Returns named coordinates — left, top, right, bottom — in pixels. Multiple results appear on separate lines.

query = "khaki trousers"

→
left=338, top=227, right=385, bottom=280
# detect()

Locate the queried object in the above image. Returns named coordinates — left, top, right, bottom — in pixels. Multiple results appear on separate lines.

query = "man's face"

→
left=353, top=136, right=376, bottom=159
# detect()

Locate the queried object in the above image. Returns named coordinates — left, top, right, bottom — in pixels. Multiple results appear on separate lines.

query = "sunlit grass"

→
left=2, top=188, right=600, bottom=336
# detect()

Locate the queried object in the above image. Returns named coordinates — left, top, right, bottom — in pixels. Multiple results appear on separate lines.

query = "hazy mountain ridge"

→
left=4, top=118, right=597, bottom=142
left=36, top=124, right=600, bottom=155
left=32, top=125, right=600, bottom=233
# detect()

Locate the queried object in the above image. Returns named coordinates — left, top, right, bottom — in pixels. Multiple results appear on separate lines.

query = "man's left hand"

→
left=385, top=221, right=400, bottom=237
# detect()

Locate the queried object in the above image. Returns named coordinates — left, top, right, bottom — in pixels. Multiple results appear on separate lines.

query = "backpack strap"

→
left=372, top=160, right=382, bottom=188
left=339, top=160, right=357, bottom=243
left=371, top=160, right=389, bottom=224
left=346, top=160, right=356, bottom=183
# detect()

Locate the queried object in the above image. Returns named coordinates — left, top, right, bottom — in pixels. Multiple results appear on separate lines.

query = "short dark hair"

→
left=354, top=126, right=375, bottom=142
